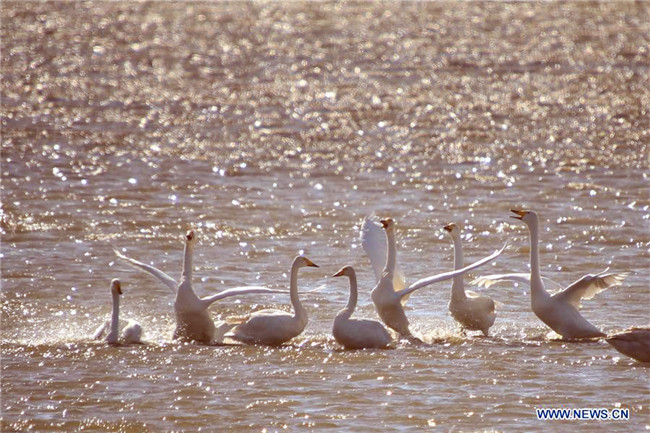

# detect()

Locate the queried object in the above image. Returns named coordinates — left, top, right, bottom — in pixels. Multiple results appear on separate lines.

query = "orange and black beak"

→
left=186, top=230, right=195, bottom=241
left=510, top=209, right=526, bottom=220
left=331, top=268, right=346, bottom=278
left=380, top=218, right=393, bottom=228
left=305, top=258, right=319, bottom=268
left=443, top=223, right=455, bottom=232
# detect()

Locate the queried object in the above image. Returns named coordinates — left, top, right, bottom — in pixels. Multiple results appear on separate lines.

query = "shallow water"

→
left=1, top=1, right=649, bottom=432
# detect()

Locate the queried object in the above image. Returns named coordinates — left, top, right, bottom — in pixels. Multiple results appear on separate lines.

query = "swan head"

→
left=110, top=278, right=123, bottom=295
left=332, top=266, right=354, bottom=278
left=380, top=218, right=395, bottom=230
left=443, top=223, right=461, bottom=237
left=510, top=209, right=538, bottom=225
left=294, top=256, right=319, bottom=268
left=185, top=230, right=197, bottom=245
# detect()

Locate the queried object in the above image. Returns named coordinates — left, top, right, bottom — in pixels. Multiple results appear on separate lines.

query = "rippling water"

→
left=2, top=2, right=649, bottom=432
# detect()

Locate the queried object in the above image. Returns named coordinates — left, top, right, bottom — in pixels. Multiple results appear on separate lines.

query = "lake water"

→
left=1, top=2, right=648, bottom=432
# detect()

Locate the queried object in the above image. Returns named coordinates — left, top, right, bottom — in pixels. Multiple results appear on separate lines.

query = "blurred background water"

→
left=1, top=1, right=648, bottom=432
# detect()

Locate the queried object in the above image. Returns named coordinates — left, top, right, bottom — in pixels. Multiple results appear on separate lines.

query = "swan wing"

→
left=93, top=321, right=109, bottom=340
left=361, top=215, right=388, bottom=281
left=302, top=284, right=328, bottom=294
left=114, top=249, right=178, bottom=293
left=224, top=315, right=251, bottom=325
left=464, top=289, right=483, bottom=299
left=360, top=215, right=406, bottom=293
left=213, top=321, right=238, bottom=343
left=607, top=327, right=650, bottom=341
left=402, top=240, right=508, bottom=296
left=552, top=268, right=629, bottom=309
left=200, top=286, right=288, bottom=307
left=394, top=269, right=407, bottom=298
left=471, top=273, right=564, bottom=290
left=224, top=308, right=292, bottom=326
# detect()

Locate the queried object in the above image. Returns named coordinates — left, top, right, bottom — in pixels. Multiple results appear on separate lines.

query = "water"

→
left=2, top=2, right=649, bottom=432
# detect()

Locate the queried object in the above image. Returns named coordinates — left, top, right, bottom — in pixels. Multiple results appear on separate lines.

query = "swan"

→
left=93, top=279, right=142, bottom=344
left=473, top=209, right=628, bottom=340
left=114, top=230, right=287, bottom=344
left=361, top=214, right=408, bottom=303
left=443, top=223, right=496, bottom=336
left=331, top=266, right=392, bottom=350
left=369, top=218, right=507, bottom=337
left=606, top=327, right=650, bottom=363
left=225, top=256, right=318, bottom=346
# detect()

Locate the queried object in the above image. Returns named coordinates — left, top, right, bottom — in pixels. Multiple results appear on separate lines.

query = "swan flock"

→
left=98, top=210, right=644, bottom=363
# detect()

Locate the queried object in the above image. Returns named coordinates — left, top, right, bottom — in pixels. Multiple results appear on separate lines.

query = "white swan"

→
left=606, top=327, right=650, bottom=363
left=225, top=256, right=318, bottom=346
left=370, top=218, right=507, bottom=337
left=474, top=209, right=628, bottom=340
left=93, top=279, right=142, bottom=344
left=331, top=266, right=392, bottom=350
left=361, top=214, right=408, bottom=303
left=443, top=223, right=496, bottom=336
left=115, top=230, right=287, bottom=344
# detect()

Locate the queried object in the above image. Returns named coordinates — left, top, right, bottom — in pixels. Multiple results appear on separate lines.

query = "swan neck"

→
left=385, top=228, right=396, bottom=274
left=528, top=220, right=542, bottom=283
left=289, top=260, right=305, bottom=319
left=182, top=242, right=194, bottom=280
left=108, top=291, right=120, bottom=342
left=451, top=235, right=466, bottom=299
left=343, top=271, right=358, bottom=317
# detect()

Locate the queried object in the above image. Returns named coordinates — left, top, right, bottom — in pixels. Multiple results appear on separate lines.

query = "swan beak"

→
left=115, top=280, right=123, bottom=295
left=305, top=258, right=319, bottom=268
left=380, top=218, right=393, bottom=228
left=331, top=268, right=345, bottom=278
left=443, top=223, right=455, bottom=232
left=186, top=230, right=195, bottom=241
left=510, top=209, right=526, bottom=220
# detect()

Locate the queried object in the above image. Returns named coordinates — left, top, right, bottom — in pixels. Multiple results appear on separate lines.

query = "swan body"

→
left=444, top=223, right=496, bottom=336
left=332, top=266, right=392, bottom=350
left=226, top=256, right=318, bottom=346
left=369, top=218, right=507, bottom=337
left=504, top=209, right=628, bottom=340
left=606, top=327, right=650, bottom=363
left=115, top=230, right=287, bottom=344
left=93, top=279, right=142, bottom=344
